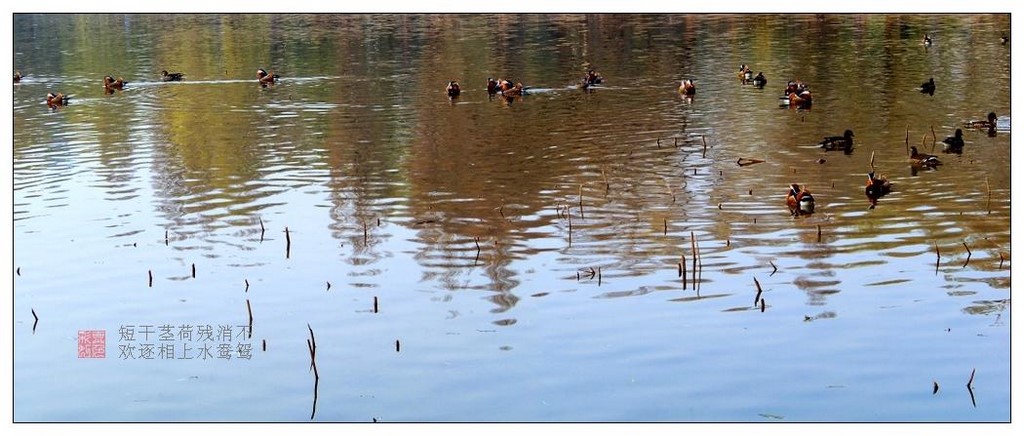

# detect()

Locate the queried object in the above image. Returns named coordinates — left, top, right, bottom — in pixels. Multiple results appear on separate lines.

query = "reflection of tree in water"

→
left=962, top=299, right=1009, bottom=317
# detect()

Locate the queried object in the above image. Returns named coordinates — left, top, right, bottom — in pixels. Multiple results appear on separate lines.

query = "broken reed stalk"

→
left=395, top=340, right=401, bottom=352
left=598, top=267, right=602, bottom=286
left=259, top=217, right=265, bottom=242
left=191, top=263, right=196, bottom=279
left=363, top=222, right=369, bottom=246
left=681, top=253, right=688, bottom=290
left=246, top=299, right=253, bottom=336
left=962, top=241, right=972, bottom=268
left=602, top=167, right=610, bottom=192
left=869, top=151, right=876, bottom=170
left=326, top=281, right=332, bottom=291
left=165, top=230, right=169, bottom=246
left=934, top=241, right=941, bottom=271
left=760, top=298, right=766, bottom=312
left=690, top=232, right=698, bottom=288
left=307, top=324, right=319, bottom=420
left=373, top=296, right=379, bottom=313
left=148, top=270, right=153, bottom=287
left=32, top=308, right=38, bottom=333
left=262, top=339, right=266, bottom=352
left=285, top=227, right=292, bottom=259
left=770, top=260, right=778, bottom=276
left=664, top=218, right=667, bottom=235
left=986, top=176, right=991, bottom=214
left=701, top=135, right=708, bottom=158
left=307, top=324, right=317, bottom=371
left=967, top=368, right=976, bottom=388
left=695, top=237, right=703, bottom=290
left=657, top=137, right=661, bottom=148
left=817, top=225, right=822, bottom=242
left=905, top=128, right=912, bottom=159
left=578, top=184, right=585, bottom=219
left=930, top=125, right=937, bottom=146
left=753, top=277, right=763, bottom=306
left=245, top=279, right=249, bottom=292
left=567, top=211, right=573, bottom=246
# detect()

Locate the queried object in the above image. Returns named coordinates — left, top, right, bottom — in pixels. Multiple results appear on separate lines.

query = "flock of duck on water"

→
left=443, top=69, right=605, bottom=100
left=435, top=36, right=1005, bottom=216
left=441, top=52, right=1001, bottom=216
left=751, top=33, right=1004, bottom=215
left=15, top=67, right=281, bottom=110
left=16, top=31, right=1006, bottom=216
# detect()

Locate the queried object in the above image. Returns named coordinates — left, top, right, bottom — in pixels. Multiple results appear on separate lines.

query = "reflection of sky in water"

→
left=13, top=14, right=1009, bottom=422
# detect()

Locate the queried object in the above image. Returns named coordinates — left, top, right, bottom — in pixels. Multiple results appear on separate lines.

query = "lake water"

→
left=11, top=13, right=1011, bottom=422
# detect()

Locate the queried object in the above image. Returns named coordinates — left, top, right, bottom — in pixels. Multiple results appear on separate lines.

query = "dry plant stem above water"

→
left=307, top=324, right=319, bottom=420
left=246, top=299, right=253, bottom=337
left=285, top=227, right=291, bottom=259
left=753, top=276, right=763, bottom=307
left=962, top=242, right=972, bottom=268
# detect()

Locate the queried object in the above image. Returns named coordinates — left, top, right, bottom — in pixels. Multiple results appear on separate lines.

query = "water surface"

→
left=12, top=13, right=1011, bottom=422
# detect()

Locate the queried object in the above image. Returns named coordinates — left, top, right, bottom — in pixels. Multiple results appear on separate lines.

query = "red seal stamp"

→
left=78, top=330, right=106, bottom=358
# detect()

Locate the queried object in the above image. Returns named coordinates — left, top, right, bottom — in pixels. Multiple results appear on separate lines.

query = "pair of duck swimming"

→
left=159, top=69, right=278, bottom=84
left=736, top=65, right=768, bottom=88
left=819, top=124, right=979, bottom=157
left=486, top=78, right=526, bottom=96
left=782, top=80, right=813, bottom=108
left=580, top=70, right=604, bottom=89
left=787, top=170, right=893, bottom=214
left=161, top=68, right=277, bottom=84
left=678, top=79, right=696, bottom=96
